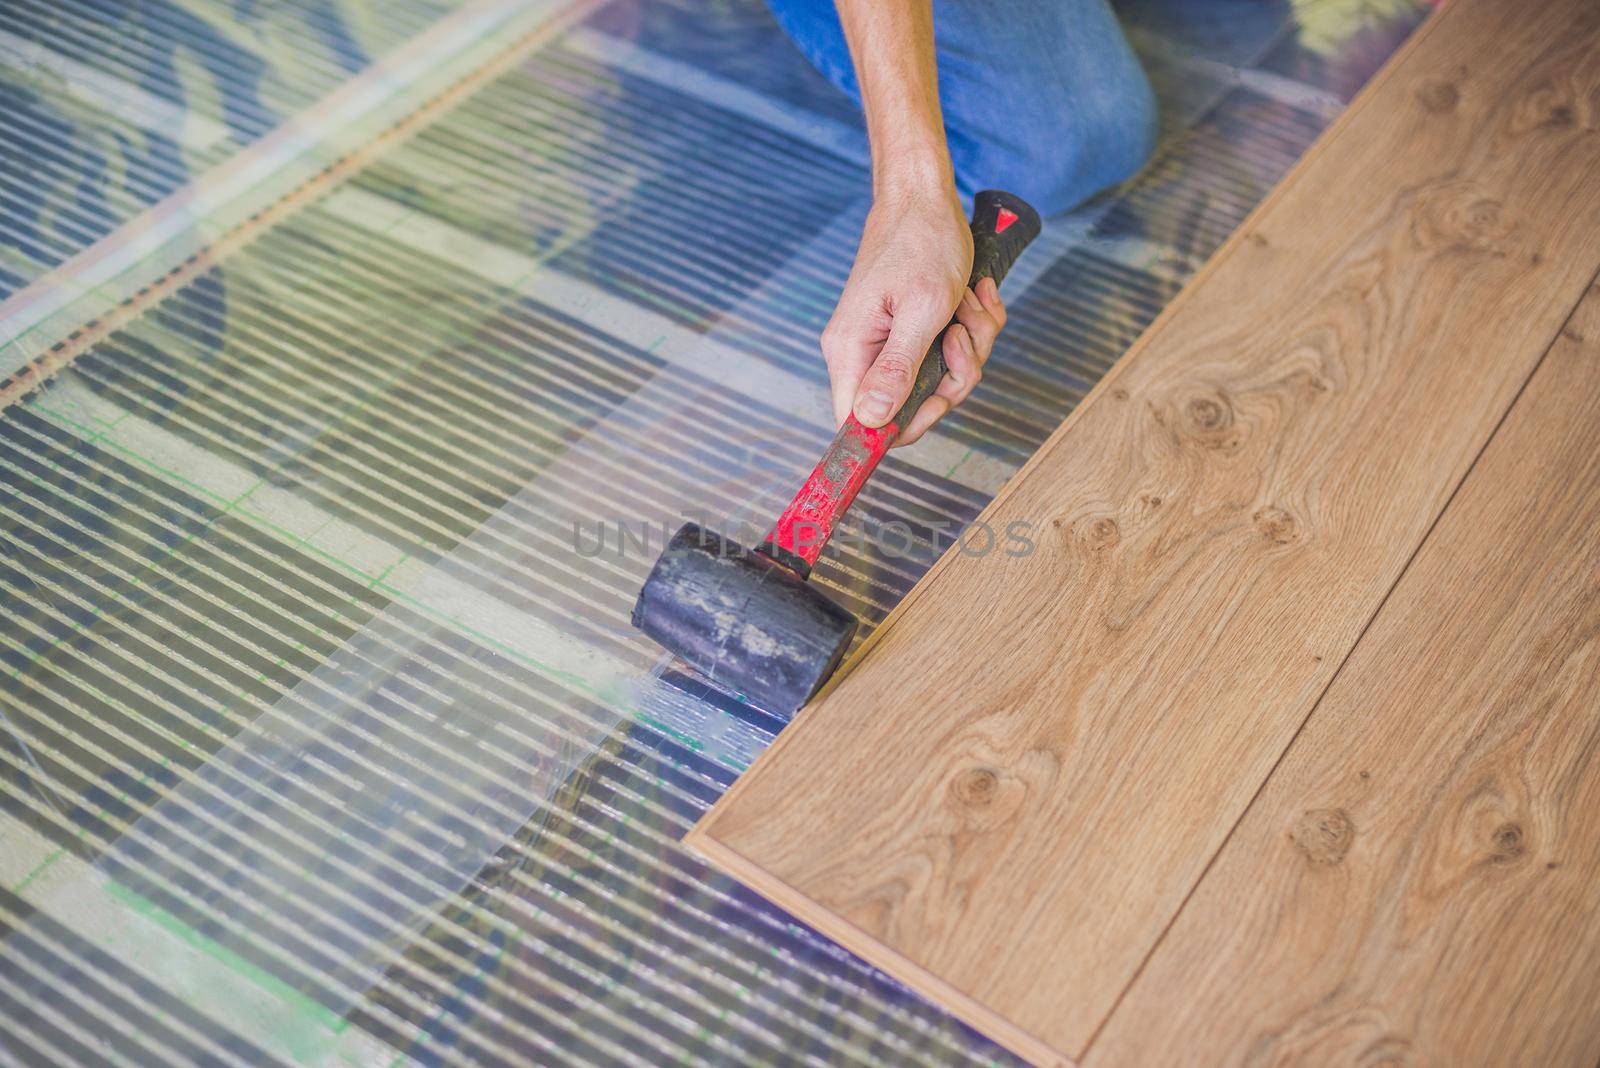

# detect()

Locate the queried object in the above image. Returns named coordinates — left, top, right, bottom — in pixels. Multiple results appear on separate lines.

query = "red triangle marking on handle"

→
left=995, top=207, right=1019, bottom=234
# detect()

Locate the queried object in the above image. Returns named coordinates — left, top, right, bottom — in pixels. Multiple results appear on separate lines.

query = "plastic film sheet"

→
left=0, top=0, right=453, bottom=290
left=1, top=1, right=1427, bottom=1065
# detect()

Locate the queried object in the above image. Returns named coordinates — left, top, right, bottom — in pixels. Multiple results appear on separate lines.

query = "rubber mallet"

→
left=632, top=189, right=1041, bottom=715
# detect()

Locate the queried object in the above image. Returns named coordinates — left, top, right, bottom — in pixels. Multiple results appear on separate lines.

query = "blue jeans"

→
left=765, top=1, right=1158, bottom=216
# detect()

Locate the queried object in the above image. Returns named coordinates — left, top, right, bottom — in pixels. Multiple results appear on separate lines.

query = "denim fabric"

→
left=764, top=0, right=1158, bottom=216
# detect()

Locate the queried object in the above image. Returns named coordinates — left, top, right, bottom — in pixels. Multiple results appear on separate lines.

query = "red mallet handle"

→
left=762, top=190, right=1041, bottom=576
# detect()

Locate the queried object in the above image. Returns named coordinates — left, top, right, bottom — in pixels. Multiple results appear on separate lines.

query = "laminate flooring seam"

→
left=1077, top=255, right=1600, bottom=1058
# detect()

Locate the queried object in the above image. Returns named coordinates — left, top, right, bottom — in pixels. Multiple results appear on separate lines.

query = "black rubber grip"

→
left=890, top=189, right=1042, bottom=431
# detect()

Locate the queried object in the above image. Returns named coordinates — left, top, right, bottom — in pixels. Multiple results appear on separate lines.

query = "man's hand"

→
left=823, top=186, right=1007, bottom=446
left=824, top=0, right=1009, bottom=446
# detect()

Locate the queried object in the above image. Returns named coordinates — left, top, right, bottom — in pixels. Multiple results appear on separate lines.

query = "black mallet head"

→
left=631, top=523, right=857, bottom=715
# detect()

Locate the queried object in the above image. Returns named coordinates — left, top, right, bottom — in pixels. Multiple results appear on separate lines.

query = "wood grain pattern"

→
left=1086, top=281, right=1600, bottom=1068
left=689, top=0, right=1600, bottom=1062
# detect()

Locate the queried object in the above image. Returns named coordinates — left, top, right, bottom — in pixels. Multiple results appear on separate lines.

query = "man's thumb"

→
left=852, top=303, right=946, bottom=428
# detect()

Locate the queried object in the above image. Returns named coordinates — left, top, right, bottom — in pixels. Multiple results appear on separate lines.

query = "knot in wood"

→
left=1253, top=506, right=1299, bottom=545
left=1490, top=821, right=1527, bottom=864
left=1465, top=199, right=1503, bottom=230
left=1085, top=516, right=1121, bottom=551
left=1412, top=181, right=1513, bottom=254
left=1188, top=395, right=1228, bottom=430
left=1181, top=391, right=1240, bottom=451
left=1291, top=808, right=1354, bottom=866
left=1416, top=80, right=1458, bottom=113
left=951, top=767, right=1001, bottom=808
left=1505, top=80, right=1588, bottom=138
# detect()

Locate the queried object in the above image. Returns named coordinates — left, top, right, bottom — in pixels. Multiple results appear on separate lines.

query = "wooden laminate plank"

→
left=1086, top=279, right=1600, bottom=1067
left=688, top=1, right=1600, bottom=1063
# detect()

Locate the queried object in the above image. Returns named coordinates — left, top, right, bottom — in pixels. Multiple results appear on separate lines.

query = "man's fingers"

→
left=820, top=313, right=883, bottom=427
left=831, top=387, right=854, bottom=428
left=825, top=346, right=866, bottom=428
left=955, top=286, right=1003, bottom=362
left=896, top=321, right=978, bottom=445
left=940, top=321, right=983, bottom=403
left=852, top=294, right=950, bottom=427
left=976, top=275, right=1007, bottom=329
left=836, top=278, right=1006, bottom=440
left=895, top=284, right=1007, bottom=447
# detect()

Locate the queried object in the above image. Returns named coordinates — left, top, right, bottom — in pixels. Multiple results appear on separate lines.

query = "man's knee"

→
left=940, top=1, right=1159, bottom=216
left=952, top=62, right=1157, bottom=218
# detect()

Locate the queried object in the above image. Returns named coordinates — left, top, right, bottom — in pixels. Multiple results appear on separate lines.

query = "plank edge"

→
left=682, top=824, right=1077, bottom=1068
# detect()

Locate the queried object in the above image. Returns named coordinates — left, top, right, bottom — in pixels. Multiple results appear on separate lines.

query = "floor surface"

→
left=0, top=1, right=1425, bottom=1064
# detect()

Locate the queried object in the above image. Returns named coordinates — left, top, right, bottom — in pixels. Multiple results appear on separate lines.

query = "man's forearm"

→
left=834, top=0, right=954, bottom=200
left=820, top=0, right=992, bottom=441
